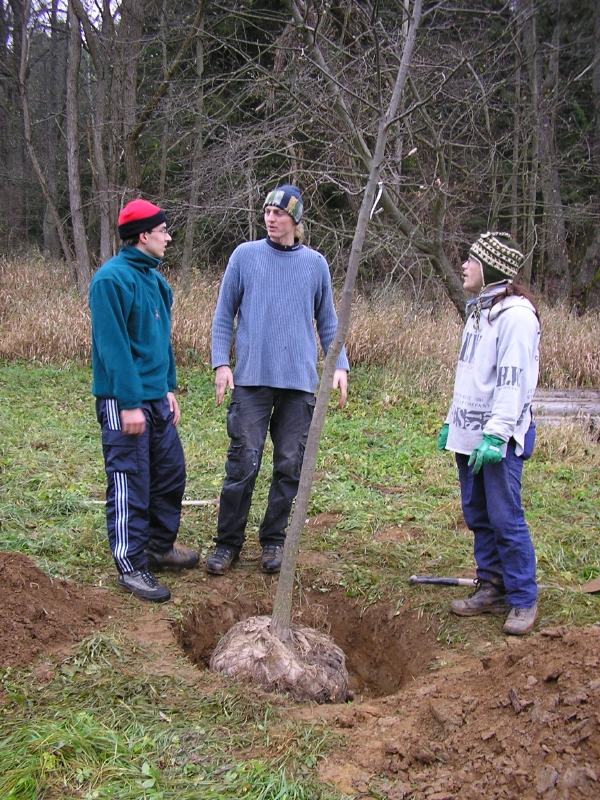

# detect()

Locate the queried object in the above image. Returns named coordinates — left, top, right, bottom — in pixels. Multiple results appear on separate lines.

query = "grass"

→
left=1, top=631, right=334, bottom=799
left=1, top=252, right=600, bottom=796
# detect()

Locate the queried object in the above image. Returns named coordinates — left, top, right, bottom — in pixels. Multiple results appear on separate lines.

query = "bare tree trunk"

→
left=158, top=0, right=172, bottom=196
left=66, top=1, right=91, bottom=293
left=182, top=11, right=206, bottom=281
left=120, top=0, right=144, bottom=192
left=520, top=0, right=539, bottom=288
left=42, top=0, right=63, bottom=261
left=511, top=52, right=522, bottom=244
left=72, top=0, right=115, bottom=264
left=537, top=21, right=569, bottom=299
left=13, top=0, right=76, bottom=278
left=572, top=0, right=600, bottom=309
left=271, top=0, right=423, bottom=641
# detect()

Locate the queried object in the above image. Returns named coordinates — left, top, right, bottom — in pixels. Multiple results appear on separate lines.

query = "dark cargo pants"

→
left=96, top=397, right=186, bottom=573
left=215, top=386, right=315, bottom=552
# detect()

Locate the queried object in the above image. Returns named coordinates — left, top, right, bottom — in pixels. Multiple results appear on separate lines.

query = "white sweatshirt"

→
left=445, top=295, right=540, bottom=457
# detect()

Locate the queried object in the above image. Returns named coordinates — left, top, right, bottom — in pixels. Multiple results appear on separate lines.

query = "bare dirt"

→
left=1, top=545, right=599, bottom=799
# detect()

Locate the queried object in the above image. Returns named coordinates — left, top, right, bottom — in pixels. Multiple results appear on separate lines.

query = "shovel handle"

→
left=409, top=575, right=476, bottom=587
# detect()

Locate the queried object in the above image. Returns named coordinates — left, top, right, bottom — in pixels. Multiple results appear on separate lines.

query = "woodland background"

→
left=1, top=0, right=599, bottom=315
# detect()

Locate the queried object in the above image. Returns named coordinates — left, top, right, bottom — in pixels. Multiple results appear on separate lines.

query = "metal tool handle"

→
left=409, top=575, right=476, bottom=587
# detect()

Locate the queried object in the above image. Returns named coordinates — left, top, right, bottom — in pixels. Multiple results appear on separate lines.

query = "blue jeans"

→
left=96, top=397, right=186, bottom=573
left=215, top=386, right=315, bottom=552
left=455, top=432, right=537, bottom=609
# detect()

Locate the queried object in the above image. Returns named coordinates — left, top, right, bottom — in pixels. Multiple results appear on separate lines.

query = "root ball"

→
left=209, top=615, right=348, bottom=703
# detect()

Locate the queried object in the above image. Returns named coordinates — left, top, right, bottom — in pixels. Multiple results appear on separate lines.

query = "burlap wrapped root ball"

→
left=209, top=615, right=348, bottom=703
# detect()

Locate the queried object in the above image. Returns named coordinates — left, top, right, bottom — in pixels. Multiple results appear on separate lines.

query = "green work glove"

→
left=437, top=424, right=449, bottom=451
left=468, top=434, right=505, bottom=474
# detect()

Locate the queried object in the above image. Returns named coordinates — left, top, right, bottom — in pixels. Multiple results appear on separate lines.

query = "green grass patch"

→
left=0, top=632, right=336, bottom=799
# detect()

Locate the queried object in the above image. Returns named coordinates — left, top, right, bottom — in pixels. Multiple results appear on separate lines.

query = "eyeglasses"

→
left=146, top=227, right=169, bottom=237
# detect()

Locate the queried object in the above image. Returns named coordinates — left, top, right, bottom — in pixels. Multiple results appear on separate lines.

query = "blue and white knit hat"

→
left=263, top=184, right=303, bottom=223
left=469, top=232, right=524, bottom=284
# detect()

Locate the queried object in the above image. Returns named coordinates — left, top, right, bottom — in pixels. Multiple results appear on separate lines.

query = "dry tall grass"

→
left=1, top=254, right=599, bottom=389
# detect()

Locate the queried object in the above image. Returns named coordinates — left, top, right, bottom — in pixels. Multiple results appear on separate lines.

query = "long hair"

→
left=491, top=280, right=540, bottom=322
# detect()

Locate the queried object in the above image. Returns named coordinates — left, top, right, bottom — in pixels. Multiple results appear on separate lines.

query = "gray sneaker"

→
left=117, top=569, right=171, bottom=603
left=450, top=579, right=509, bottom=617
left=503, top=603, right=538, bottom=635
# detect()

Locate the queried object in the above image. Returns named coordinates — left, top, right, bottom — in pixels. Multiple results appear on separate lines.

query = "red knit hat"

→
left=118, top=198, right=167, bottom=240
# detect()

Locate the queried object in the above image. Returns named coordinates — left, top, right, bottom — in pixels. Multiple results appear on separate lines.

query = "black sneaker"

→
left=205, top=545, right=238, bottom=575
left=117, top=569, right=171, bottom=603
left=450, top=579, right=509, bottom=617
left=261, top=544, right=283, bottom=574
left=146, top=544, right=199, bottom=572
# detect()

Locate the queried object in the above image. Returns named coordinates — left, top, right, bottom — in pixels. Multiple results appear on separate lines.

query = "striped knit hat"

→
left=469, top=232, right=523, bottom=285
left=263, top=184, right=303, bottom=223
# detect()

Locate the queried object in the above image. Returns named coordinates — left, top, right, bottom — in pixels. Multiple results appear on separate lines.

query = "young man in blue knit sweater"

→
left=208, top=184, right=349, bottom=575
left=89, top=199, right=198, bottom=602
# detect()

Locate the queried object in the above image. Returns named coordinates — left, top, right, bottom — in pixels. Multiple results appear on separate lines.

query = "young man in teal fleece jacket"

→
left=89, top=198, right=198, bottom=602
left=207, top=184, right=349, bottom=576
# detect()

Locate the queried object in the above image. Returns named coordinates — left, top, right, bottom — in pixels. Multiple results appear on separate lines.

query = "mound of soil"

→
left=310, top=626, right=600, bottom=799
left=0, top=551, right=112, bottom=669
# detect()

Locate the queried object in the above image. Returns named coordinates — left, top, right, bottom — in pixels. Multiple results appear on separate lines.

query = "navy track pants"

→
left=96, top=397, right=186, bottom=573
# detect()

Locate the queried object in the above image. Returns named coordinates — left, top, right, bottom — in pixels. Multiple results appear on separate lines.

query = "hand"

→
left=120, top=407, right=146, bottom=436
left=215, top=365, right=234, bottom=406
left=333, top=369, right=348, bottom=408
left=468, top=434, right=505, bottom=474
left=167, top=391, right=180, bottom=425
left=437, top=424, right=449, bottom=451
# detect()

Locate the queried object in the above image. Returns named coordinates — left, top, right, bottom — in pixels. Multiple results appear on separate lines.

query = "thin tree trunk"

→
left=271, top=0, right=423, bottom=641
left=66, top=1, right=92, bottom=293
left=42, top=0, right=62, bottom=261
left=182, top=10, right=207, bottom=281
left=571, top=0, right=600, bottom=309
left=521, top=0, right=539, bottom=288
left=72, top=0, right=115, bottom=263
left=538, top=22, right=568, bottom=299
left=120, top=0, right=144, bottom=191
left=14, top=0, right=76, bottom=279
left=511, top=54, right=522, bottom=244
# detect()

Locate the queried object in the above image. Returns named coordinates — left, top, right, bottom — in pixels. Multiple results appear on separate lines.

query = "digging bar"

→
left=409, top=575, right=476, bottom=587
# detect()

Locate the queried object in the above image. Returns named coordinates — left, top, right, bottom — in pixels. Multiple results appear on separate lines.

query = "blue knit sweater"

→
left=211, top=239, right=349, bottom=393
left=89, top=246, right=176, bottom=409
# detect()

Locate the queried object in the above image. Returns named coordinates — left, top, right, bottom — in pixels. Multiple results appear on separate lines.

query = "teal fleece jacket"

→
left=89, top=246, right=176, bottom=409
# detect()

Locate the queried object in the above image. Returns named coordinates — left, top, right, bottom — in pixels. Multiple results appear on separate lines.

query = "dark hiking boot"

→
left=503, top=603, right=538, bottom=636
left=450, top=579, right=509, bottom=617
left=146, top=544, right=199, bottom=572
left=117, top=569, right=171, bottom=603
left=261, top=544, right=283, bottom=574
left=206, top=545, right=239, bottom=575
